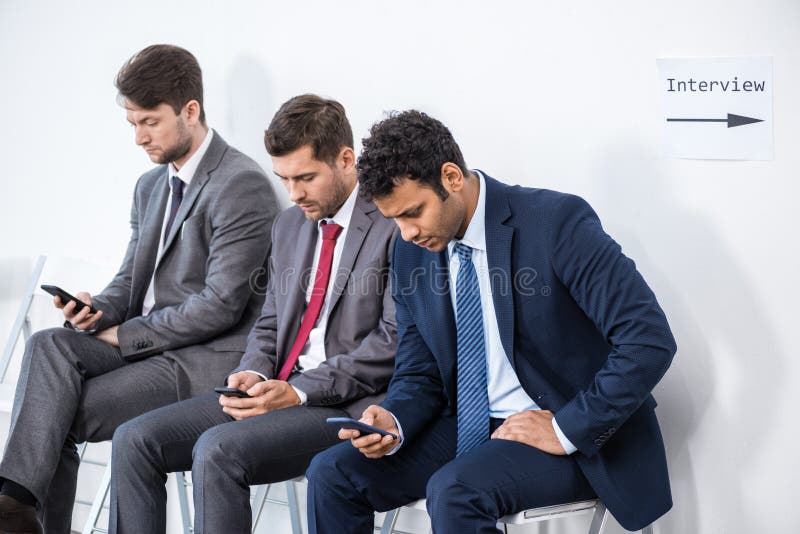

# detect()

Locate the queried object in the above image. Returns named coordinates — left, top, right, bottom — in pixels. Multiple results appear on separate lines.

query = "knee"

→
left=22, top=328, right=62, bottom=361
left=306, top=447, right=337, bottom=484
left=192, top=426, right=229, bottom=468
left=111, top=417, right=160, bottom=468
left=426, top=464, right=490, bottom=518
left=306, top=443, right=355, bottom=490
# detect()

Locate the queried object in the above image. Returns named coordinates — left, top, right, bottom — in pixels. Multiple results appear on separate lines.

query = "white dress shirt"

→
left=245, top=183, right=360, bottom=403
left=141, top=129, right=214, bottom=315
left=391, top=172, right=576, bottom=455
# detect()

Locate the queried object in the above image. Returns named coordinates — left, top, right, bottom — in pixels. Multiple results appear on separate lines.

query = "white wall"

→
left=1, top=1, right=799, bottom=532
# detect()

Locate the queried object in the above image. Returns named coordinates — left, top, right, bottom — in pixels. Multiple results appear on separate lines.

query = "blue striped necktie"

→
left=454, top=242, right=490, bottom=456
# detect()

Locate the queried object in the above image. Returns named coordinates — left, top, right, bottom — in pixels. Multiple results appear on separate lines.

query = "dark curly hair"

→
left=115, top=44, right=205, bottom=124
left=264, top=94, right=353, bottom=165
left=357, top=110, right=468, bottom=201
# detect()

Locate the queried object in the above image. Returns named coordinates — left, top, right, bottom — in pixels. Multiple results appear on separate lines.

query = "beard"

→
left=153, top=117, right=193, bottom=164
left=304, top=168, right=351, bottom=221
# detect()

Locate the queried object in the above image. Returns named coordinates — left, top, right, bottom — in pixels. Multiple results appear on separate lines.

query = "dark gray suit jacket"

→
left=91, top=131, right=279, bottom=397
left=232, top=194, right=398, bottom=418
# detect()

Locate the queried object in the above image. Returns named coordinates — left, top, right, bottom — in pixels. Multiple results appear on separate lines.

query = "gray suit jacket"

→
left=91, top=131, right=279, bottom=397
left=233, top=194, right=398, bottom=418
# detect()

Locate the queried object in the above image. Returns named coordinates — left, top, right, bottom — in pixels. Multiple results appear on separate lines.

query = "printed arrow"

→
left=666, top=113, right=763, bottom=128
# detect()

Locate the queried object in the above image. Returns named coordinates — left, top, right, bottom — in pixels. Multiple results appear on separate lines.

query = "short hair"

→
left=115, top=44, right=206, bottom=124
left=264, top=94, right=354, bottom=165
left=357, top=110, right=468, bottom=201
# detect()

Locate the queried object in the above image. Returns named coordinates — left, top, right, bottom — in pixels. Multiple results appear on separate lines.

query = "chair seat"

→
left=499, top=499, right=599, bottom=524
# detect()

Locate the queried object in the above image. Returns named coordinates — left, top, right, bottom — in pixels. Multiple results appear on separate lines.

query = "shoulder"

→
left=131, top=165, right=167, bottom=203
left=272, top=205, right=306, bottom=235
left=215, top=142, right=267, bottom=179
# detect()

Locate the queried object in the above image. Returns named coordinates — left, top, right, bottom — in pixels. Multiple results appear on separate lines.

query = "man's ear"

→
left=338, top=146, right=356, bottom=172
left=440, top=162, right=465, bottom=193
left=183, top=100, right=202, bottom=126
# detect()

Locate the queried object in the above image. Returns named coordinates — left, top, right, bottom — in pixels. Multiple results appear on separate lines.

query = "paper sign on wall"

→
left=657, top=57, right=773, bottom=160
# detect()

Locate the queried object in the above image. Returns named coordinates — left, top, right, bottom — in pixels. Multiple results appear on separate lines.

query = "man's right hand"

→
left=226, top=371, right=264, bottom=391
left=55, top=292, right=102, bottom=331
left=340, top=405, right=400, bottom=459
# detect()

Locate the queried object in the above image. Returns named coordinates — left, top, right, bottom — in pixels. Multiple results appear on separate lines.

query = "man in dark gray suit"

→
left=0, top=45, right=278, bottom=534
left=108, top=94, right=398, bottom=534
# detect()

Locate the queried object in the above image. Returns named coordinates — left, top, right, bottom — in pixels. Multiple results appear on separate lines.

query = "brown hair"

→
left=115, top=44, right=206, bottom=124
left=264, top=94, right=353, bottom=164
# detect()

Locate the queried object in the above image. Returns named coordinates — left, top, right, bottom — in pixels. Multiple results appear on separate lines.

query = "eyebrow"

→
left=387, top=203, right=423, bottom=219
left=273, top=171, right=317, bottom=181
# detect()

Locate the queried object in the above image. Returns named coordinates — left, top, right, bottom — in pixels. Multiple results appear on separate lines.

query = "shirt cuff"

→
left=63, top=320, right=97, bottom=335
left=385, top=411, right=405, bottom=455
left=291, top=386, right=308, bottom=405
left=552, top=417, right=578, bottom=455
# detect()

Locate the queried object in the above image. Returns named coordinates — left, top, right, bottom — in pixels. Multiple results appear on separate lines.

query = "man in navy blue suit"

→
left=306, top=110, right=677, bottom=533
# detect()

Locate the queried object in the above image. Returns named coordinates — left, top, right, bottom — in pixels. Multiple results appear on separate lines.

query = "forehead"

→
left=374, top=178, right=437, bottom=217
left=271, top=145, right=328, bottom=177
left=125, top=100, right=175, bottom=122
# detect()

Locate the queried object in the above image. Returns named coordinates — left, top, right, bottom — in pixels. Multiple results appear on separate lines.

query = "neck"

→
left=454, top=172, right=480, bottom=239
left=172, top=125, right=209, bottom=170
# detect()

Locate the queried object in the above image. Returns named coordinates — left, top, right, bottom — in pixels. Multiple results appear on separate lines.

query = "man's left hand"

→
left=491, top=410, right=566, bottom=455
left=95, top=326, right=119, bottom=347
left=220, top=379, right=301, bottom=420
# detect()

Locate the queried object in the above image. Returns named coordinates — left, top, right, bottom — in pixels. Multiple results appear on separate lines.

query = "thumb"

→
left=76, top=291, right=92, bottom=305
left=360, top=405, right=379, bottom=425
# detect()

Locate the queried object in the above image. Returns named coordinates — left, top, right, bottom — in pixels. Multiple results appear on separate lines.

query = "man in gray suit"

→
left=108, top=94, right=398, bottom=534
left=0, top=45, right=278, bottom=534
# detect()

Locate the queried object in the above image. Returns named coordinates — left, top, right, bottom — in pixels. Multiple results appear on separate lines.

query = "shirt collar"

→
left=318, top=182, right=359, bottom=231
left=167, top=128, right=214, bottom=187
left=448, top=170, right=487, bottom=257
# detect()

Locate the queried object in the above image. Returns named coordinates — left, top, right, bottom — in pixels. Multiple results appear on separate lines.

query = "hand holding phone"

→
left=214, top=386, right=252, bottom=398
left=326, top=417, right=398, bottom=440
left=42, top=285, right=98, bottom=314
left=42, top=284, right=101, bottom=330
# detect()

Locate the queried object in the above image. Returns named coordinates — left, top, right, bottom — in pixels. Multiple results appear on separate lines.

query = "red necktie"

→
left=277, top=221, right=343, bottom=381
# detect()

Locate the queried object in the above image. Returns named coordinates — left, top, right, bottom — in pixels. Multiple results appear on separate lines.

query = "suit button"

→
left=594, top=439, right=603, bottom=446
left=608, top=427, right=616, bottom=435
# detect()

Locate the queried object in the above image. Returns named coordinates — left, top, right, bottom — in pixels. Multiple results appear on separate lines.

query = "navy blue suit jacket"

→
left=381, top=173, right=676, bottom=530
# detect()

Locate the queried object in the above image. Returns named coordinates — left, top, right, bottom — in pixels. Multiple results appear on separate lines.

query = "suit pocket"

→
left=180, top=213, right=207, bottom=240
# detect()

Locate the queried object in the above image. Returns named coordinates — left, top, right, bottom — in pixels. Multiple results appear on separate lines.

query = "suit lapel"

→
left=158, top=132, right=226, bottom=265
left=482, top=173, right=516, bottom=368
left=326, top=195, right=374, bottom=317
left=129, top=172, right=169, bottom=317
left=278, top=217, right=318, bottom=354
left=424, top=249, right=458, bottom=398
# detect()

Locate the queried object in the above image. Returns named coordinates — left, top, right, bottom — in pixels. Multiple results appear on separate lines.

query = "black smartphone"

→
left=41, top=284, right=98, bottom=314
left=214, top=386, right=251, bottom=398
left=326, top=417, right=398, bottom=439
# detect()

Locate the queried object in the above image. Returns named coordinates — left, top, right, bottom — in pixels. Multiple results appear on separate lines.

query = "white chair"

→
left=381, top=498, right=655, bottom=534
left=0, top=255, right=46, bottom=383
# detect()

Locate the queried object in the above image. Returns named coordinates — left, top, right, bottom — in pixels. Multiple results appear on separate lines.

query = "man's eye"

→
left=145, top=121, right=157, bottom=127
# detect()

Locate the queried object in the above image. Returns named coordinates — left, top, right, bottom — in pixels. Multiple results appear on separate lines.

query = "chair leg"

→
left=175, top=472, right=193, bottom=534
left=380, top=508, right=400, bottom=534
left=587, top=501, right=608, bottom=534
left=81, top=462, right=111, bottom=534
left=286, top=479, right=303, bottom=534
left=251, top=484, right=270, bottom=532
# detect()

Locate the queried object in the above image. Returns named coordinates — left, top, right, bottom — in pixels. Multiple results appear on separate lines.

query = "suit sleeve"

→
left=379, top=242, right=448, bottom=442
left=288, top=229, right=399, bottom=407
left=116, top=170, right=277, bottom=359
left=550, top=195, right=676, bottom=457
left=228, top=216, right=282, bottom=378
left=90, top=181, right=142, bottom=330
